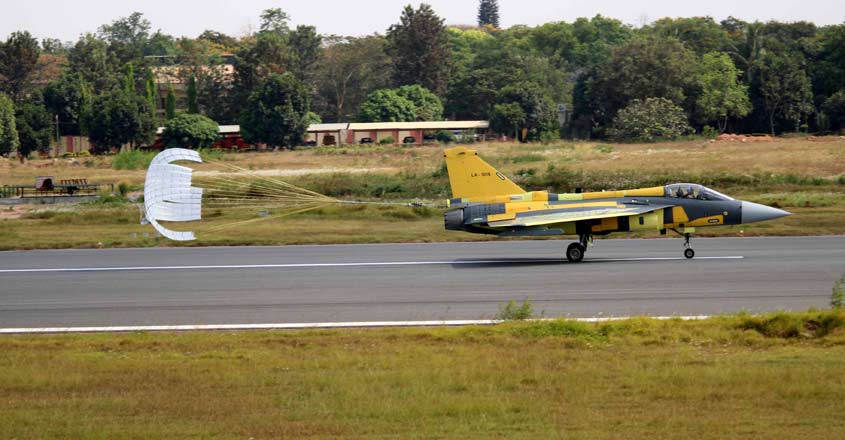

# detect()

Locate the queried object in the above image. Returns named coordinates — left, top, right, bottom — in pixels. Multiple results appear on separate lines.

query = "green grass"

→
left=111, top=149, right=157, bottom=170
left=2, top=311, right=844, bottom=439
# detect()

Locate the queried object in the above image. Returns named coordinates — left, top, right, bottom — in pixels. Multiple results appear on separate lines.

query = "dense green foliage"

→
left=386, top=4, right=452, bottom=95
left=14, top=90, right=53, bottom=157
left=86, top=88, right=155, bottom=153
left=2, top=8, right=845, bottom=153
left=0, top=93, right=19, bottom=155
left=240, top=73, right=309, bottom=148
left=358, top=89, right=417, bottom=122
left=358, top=85, right=442, bottom=122
left=0, top=31, right=40, bottom=104
left=477, top=0, right=500, bottom=28
left=608, top=98, right=693, bottom=141
left=161, top=113, right=219, bottom=148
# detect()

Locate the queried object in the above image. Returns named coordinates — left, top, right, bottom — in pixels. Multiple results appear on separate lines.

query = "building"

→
left=305, top=121, right=490, bottom=146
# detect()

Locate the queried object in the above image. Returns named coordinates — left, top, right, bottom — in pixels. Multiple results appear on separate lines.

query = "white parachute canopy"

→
left=143, top=148, right=203, bottom=241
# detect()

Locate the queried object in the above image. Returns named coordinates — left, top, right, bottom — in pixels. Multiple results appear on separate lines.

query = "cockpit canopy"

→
left=664, top=183, right=734, bottom=201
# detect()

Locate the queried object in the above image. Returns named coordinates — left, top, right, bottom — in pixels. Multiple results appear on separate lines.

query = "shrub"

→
left=497, top=300, right=534, bottom=321
left=435, top=130, right=456, bottom=143
left=539, top=130, right=559, bottom=145
left=608, top=97, right=693, bottom=142
left=379, top=136, right=395, bottom=144
left=701, top=125, right=719, bottom=139
left=833, top=275, right=845, bottom=309
left=161, top=113, right=220, bottom=149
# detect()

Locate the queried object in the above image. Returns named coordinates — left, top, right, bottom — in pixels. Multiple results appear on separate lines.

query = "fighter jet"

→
left=443, top=146, right=790, bottom=262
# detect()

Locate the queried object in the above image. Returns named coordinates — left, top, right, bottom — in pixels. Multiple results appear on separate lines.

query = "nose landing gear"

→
left=673, top=229, right=696, bottom=259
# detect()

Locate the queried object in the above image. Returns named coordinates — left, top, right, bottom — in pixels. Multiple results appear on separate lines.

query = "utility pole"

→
left=54, top=114, right=61, bottom=157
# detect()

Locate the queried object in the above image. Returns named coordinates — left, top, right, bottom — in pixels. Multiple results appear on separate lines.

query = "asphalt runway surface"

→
left=1, top=236, right=843, bottom=328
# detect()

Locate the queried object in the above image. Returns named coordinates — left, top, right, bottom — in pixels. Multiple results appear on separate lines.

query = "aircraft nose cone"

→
left=741, top=201, right=791, bottom=224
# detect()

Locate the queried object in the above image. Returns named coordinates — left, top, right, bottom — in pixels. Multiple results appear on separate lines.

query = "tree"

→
left=186, top=76, right=198, bottom=113
left=259, top=8, right=290, bottom=35
left=386, top=4, right=452, bottom=95
left=312, top=36, right=392, bottom=122
left=477, top=0, right=500, bottom=28
left=44, top=73, right=92, bottom=136
left=491, top=81, right=556, bottom=141
left=97, top=11, right=151, bottom=64
left=822, top=91, right=845, bottom=132
left=41, top=38, right=66, bottom=54
left=144, top=69, right=158, bottom=123
left=608, top=98, right=693, bottom=141
left=123, top=62, right=135, bottom=93
left=288, top=25, right=322, bottom=83
left=395, top=85, right=443, bottom=120
left=165, top=84, right=176, bottom=120
left=758, top=54, right=813, bottom=135
left=357, top=89, right=417, bottom=122
left=161, top=113, right=219, bottom=148
left=695, top=52, right=751, bottom=132
left=231, top=32, right=289, bottom=113
left=174, top=37, right=234, bottom=123
left=490, top=102, right=525, bottom=140
left=649, top=17, right=729, bottom=55
left=240, top=73, right=309, bottom=148
left=67, top=33, right=119, bottom=92
left=0, top=31, right=41, bottom=103
left=86, top=89, right=154, bottom=153
left=15, top=91, right=53, bottom=157
left=0, top=93, right=19, bottom=155
left=574, top=36, right=696, bottom=132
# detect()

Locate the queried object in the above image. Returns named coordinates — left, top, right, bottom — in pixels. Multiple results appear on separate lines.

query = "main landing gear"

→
left=566, top=234, right=592, bottom=263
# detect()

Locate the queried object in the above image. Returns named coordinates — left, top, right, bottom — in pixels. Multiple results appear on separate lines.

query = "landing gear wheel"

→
left=684, top=248, right=695, bottom=259
left=566, top=243, right=586, bottom=263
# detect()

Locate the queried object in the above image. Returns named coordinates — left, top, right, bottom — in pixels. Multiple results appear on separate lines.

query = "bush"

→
left=833, top=275, right=845, bottom=309
left=539, top=130, right=559, bottom=145
left=161, top=113, right=220, bottom=149
left=379, top=136, right=395, bottom=144
left=608, top=97, right=693, bottom=142
left=702, top=125, right=719, bottom=139
left=497, top=300, right=534, bottom=321
left=435, top=130, right=456, bottom=143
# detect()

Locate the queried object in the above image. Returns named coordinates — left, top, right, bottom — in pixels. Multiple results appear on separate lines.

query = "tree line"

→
left=2, top=1, right=845, bottom=156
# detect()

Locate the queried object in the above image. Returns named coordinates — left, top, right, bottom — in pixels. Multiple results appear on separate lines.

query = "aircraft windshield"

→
left=665, top=184, right=734, bottom=201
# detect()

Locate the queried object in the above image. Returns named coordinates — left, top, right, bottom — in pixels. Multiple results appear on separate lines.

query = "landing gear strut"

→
left=566, top=234, right=592, bottom=263
left=683, top=233, right=695, bottom=259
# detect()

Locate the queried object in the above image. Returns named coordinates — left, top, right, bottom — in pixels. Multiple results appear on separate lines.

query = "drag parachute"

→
left=143, top=148, right=204, bottom=241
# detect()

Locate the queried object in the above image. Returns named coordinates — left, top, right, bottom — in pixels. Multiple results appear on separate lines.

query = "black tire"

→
left=684, top=248, right=695, bottom=259
left=566, top=243, right=586, bottom=263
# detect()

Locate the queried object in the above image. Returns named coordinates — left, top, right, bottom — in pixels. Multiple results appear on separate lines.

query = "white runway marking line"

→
left=0, top=256, right=744, bottom=274
left=0, top=316, right=713, bottom=334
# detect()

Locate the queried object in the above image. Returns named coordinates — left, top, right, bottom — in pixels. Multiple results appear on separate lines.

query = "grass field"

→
left=2, top=137, right=844, bottom=250
left=2, top=310, right=844, bottom=439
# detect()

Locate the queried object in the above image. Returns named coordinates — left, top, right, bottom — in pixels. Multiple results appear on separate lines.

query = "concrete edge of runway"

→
left=0, top=316, right=713, bottom=335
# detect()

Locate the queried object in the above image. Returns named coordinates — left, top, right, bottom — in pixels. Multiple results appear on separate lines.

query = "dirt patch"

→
left=194, top=167, right=398, bottom=177
left=713, top=134, right=774, bottom=143
left=0, top=204, right=35, bottom=220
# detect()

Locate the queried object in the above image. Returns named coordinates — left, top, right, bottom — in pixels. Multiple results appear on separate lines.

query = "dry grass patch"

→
left=2, top=311, right=844, bottom=439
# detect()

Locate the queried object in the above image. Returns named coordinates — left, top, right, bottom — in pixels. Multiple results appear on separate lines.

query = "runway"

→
left=1, top=236, right=843, bottom=328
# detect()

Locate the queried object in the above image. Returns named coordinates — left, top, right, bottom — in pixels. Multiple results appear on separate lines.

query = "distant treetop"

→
left=477, top=0, right=500, bottom=28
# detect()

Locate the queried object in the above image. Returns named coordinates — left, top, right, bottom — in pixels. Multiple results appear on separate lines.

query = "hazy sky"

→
left=2, top=0, right=843, bottom=42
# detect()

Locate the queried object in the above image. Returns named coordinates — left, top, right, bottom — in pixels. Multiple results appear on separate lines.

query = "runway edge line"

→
left=0, top=316, right=713, bottom=334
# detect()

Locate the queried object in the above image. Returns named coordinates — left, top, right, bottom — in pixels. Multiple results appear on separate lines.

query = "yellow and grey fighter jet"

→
left=443, top=146, right=791, bottom=262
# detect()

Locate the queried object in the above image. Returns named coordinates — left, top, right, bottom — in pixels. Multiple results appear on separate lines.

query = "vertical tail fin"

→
left=443, top=147, right=525, bottom=198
